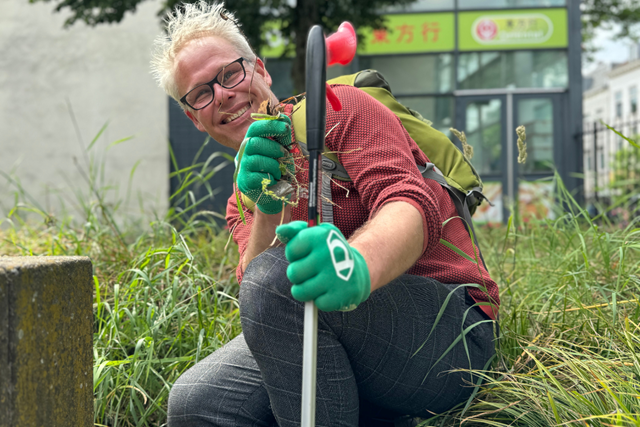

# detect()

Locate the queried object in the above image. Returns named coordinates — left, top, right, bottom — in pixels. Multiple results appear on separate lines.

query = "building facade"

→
left=583, top=58, right=640, bottom=204
left=262, top=0, right=583, bottom=223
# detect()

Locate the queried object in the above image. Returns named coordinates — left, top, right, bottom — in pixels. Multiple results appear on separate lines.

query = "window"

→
left=385, top=0, right=454, bottom=12
left=396, top=96, right=454, bottom=136
left=359, top=54, right=454, bottom=95
left=458, top=51, right=568, bottom=90
left=615, top=91, right=623, bottom=118
left=518, top=99, right=555, bottom=173
left=630, top=86, right=638, bottom=114
left=464, top=99, right=503, bottom=175
left=586, top=155, right=591, bottom=171
left=459, top=0, right=564, bottom=8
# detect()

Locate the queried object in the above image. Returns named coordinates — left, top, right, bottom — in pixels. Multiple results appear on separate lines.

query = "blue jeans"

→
left=168, top=248, right=496, bottom=427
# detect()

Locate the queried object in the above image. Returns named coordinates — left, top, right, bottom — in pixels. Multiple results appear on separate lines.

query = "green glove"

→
left=235, top=116, right=295, bottom=214
left=276, top=221, right=371, bottom=312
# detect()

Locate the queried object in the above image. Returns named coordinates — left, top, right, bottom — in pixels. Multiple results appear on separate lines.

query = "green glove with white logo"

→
left=276, top=221, right=371, bottom=312
left=235, top=115, right=295, bottom=214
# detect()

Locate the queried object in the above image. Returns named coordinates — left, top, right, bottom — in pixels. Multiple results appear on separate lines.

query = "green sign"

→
left=261, top=13, right=455, bottom=58
left=458, top=8, right=567, bottom=51
left=359, top=13, right=454, bottom=55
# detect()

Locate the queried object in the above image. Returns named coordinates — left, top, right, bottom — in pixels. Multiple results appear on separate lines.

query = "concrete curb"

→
left=0, top=256, right=93, bottom=426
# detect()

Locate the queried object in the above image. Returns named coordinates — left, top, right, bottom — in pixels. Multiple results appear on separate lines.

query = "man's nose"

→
left=212, top=82, right=232, bottom=107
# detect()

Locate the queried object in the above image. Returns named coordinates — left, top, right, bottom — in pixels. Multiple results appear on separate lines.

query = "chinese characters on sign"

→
left=371, top=29, right=389, bottom=44
left=422, top=22, right=441, bottom=42
left=261, top=9, right=567, bottom=58
left=371, top=22, right=441, bottom=45
left=362, top=13, right=453, bottom=54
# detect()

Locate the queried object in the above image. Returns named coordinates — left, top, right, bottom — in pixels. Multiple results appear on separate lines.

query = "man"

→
left=151, top=2, right=499, bottom=426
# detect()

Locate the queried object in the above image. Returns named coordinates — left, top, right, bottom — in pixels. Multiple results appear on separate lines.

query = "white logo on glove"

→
left=327, top=230, right=355, bottom=281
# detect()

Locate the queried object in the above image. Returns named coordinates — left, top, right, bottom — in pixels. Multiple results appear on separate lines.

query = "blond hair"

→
left=150, top=1, right=257, bottom=103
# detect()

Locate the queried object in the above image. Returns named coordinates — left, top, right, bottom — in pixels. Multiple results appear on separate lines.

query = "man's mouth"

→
left=223, top=105, right=249, bottom=124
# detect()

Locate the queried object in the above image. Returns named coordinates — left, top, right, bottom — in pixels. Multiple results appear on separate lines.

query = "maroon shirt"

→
left=226, top=85, right=499, bottom=320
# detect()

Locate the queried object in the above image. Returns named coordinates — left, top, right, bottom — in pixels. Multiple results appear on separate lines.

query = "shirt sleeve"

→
left=325, top=85, right=443, bottom=255
left=225, top=185, right=254, bottom=284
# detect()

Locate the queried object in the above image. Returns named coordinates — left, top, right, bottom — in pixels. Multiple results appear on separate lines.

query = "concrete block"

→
left=0, top=257, right=93, bottom=427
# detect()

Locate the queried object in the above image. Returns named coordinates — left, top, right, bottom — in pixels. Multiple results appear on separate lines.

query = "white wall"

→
left=0, top=0, right=168, bottom=221
left=609, top=60, right=640, bottom=123
left=582, top=59, right=640, bottom=200
left=583, top=87, right=609, bottom=195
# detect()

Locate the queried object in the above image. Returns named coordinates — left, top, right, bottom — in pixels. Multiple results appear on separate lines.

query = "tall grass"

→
left=426, top=175, right=640, bottom=426
left=0, top=127, right=638, bottom=426
left=0, top=131, right=241, bottom=426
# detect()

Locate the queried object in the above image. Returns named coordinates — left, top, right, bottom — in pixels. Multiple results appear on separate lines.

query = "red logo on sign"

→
left=476, top=19, right=498, bottom=40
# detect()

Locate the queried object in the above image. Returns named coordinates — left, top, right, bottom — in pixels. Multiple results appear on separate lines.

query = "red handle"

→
left=323, top=22, right=356, bottom=112
left=326, top=22, right=357, bottom=67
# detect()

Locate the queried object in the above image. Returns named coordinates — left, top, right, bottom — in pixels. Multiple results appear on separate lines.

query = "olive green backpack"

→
left=291, top=70, right=487, bottom=258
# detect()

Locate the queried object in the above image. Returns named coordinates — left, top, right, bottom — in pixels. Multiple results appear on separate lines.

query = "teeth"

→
left=224, top=106, right=249, bottom=124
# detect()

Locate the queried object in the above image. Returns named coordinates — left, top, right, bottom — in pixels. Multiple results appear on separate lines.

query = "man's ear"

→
left=254, top=58, right=273, bottom=87
left=185, top=110, right=206, bottom=132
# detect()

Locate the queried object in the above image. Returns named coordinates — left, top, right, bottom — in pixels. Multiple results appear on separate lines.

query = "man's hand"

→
left=276, top=221, right=371, bottom=312
left=236, top=116, right=294, bottom=214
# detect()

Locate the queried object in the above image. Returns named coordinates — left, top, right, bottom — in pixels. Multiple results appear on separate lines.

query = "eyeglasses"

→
left=180, top=57, right=247, bottom=110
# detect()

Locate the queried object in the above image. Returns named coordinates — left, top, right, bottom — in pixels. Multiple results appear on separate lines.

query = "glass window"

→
left=517, top=98, right=554, bottom=173
left=459, top=0, right=565, bottom=8
left=360, top=54, right=453, bottom=95
left=385, top=0, right=454, bottom=12
left=615, top=91, right=623, bottom=118
left=465, top=99, right=503, bottom=175
left=630, top=86, right=637, bottom=114
left=395, top=96, right=454, bottom=136
left=457, top=51, right=568, bottom=90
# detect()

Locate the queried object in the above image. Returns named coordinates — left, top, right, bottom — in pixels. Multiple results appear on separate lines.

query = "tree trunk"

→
left=292, top=0, right=319, bottom=94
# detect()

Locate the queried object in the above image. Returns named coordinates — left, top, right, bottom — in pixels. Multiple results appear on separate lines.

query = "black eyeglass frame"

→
left=180, top=57, right=247, bottom=110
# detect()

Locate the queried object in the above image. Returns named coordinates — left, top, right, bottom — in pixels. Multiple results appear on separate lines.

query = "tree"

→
left=30, top=0, right=414, bottom=93
left=32, top=0, right=640, bottom=89
left=581, top=0, right=640, bottom=60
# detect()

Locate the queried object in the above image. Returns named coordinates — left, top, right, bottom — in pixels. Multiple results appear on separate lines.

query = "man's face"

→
left=175, top=36, right=277, bottom=151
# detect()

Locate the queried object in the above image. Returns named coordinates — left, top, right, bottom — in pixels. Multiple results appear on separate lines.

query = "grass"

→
left=0, top=133, right=639, bottom=426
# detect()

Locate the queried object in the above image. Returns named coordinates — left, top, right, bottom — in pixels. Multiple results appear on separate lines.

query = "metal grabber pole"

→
left=300, top=24, right=325, bottom=427
left=301, top=22, right=356, bottom=427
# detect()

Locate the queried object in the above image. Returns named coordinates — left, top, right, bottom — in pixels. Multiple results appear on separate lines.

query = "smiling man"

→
left=151, top=2, right=499, bottom=427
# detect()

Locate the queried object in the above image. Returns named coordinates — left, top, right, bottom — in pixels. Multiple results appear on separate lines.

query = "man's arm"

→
left=241, top=206, right=291, bottom=273
left=349, top=201, right=425, bottom=293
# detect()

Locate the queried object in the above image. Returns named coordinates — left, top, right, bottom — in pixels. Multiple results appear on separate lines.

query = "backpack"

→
left=290, top=70, right=487, bottom=261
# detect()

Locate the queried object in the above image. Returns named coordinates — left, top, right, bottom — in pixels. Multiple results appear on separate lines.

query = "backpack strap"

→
left=320, top=164, right=334, bottom=224
left=299, top=129, right=487, bottom=265
left=296, top=141, right=351, bottom=181
left=420, top=163, right=487, bottom=269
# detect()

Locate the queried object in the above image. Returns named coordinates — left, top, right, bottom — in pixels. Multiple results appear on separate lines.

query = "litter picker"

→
left=301, top=22, right=357, bottom=427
